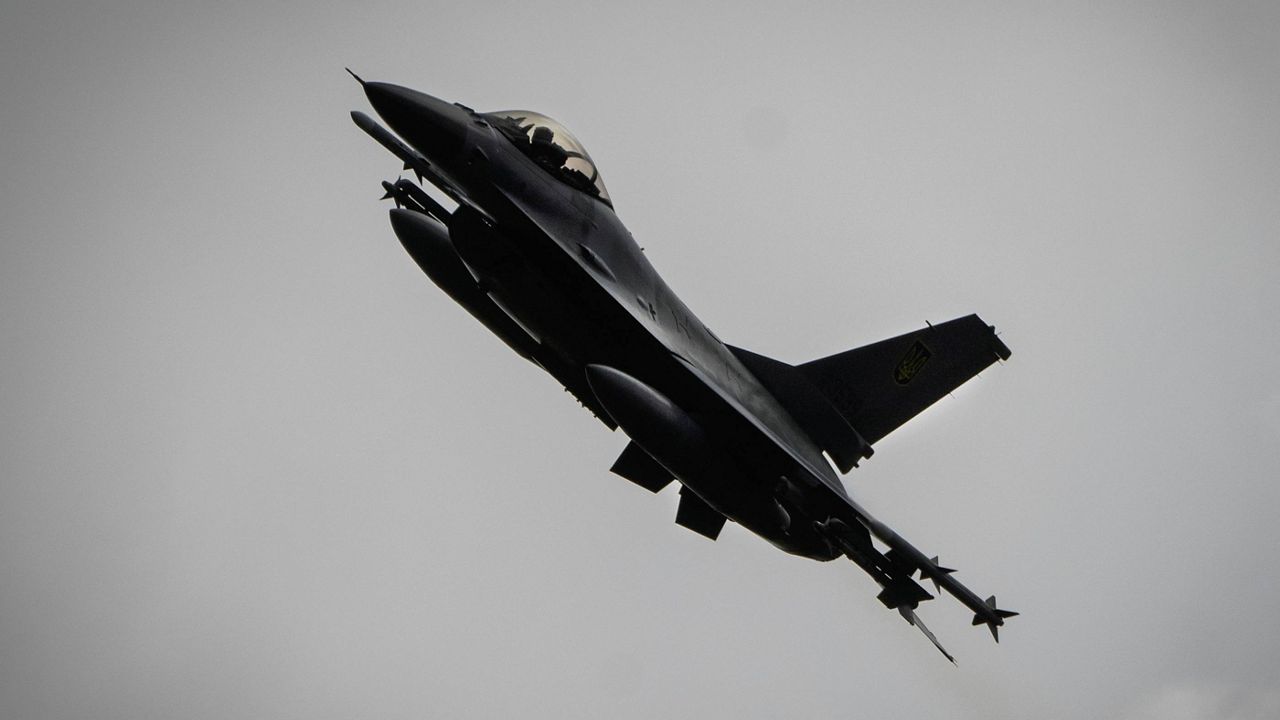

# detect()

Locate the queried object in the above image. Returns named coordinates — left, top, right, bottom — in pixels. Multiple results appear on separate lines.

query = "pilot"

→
left=528, top=125, right=569, bottom=172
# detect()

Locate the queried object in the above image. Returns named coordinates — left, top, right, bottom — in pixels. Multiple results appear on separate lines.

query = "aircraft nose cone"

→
left=363, top=81, right=468, bottom=162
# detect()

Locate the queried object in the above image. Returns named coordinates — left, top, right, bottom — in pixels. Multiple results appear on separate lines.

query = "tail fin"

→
left=799, top=314, right=1009, bottom=446
left=732, top=315, right=1009, bottom=465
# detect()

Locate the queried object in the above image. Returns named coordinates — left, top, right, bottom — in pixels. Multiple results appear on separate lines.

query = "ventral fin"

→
left=674, top=485, right=727, bottom=540
left=609, top=441, right=673, bottom=493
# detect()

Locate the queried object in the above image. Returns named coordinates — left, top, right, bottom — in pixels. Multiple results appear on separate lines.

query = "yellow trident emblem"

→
left=894, top=340, right=932, bottom=385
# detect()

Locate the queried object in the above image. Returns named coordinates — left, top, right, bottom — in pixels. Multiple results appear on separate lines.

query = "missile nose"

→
left=362, top=81, right=468, bottom=163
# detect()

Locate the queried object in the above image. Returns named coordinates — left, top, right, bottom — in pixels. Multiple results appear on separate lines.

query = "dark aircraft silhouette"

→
left=349, top=71, right=1016, bottom=662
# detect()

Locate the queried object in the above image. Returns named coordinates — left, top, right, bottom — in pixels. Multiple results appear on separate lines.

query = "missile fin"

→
left=971, top=595, right=1018, bottom=643
left=923, top=555, right=957, bottom=593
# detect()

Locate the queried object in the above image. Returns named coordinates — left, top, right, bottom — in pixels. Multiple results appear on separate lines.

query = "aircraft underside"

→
left=351, top=73, right=1018, bottom=663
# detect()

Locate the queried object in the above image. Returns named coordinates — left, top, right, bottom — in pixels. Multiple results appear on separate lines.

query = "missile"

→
left=351, top=110, right=468, bottom=204
left=381, top=178, right=451, bottom=224
left=972, top=596, right=1019, bottom=642
left=381, top=180, right=413, bottom=209
left=352, top=111, right=429, bottom=173
left=923, top=555, right=956, bottom=593
left=855, top=508, right=1017, bottom=640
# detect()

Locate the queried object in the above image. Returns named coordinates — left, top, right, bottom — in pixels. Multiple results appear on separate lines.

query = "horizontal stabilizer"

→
left=675, top=486, right=727, bottom=540
left=610, top=441, right=674, bottom=493
left=799, top=315, right=1011, bottom=446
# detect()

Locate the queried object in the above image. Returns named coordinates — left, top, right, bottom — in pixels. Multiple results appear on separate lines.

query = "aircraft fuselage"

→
left=352, top=76, right=1019, bottom=661
left=362, top=82, right=845, bottom=560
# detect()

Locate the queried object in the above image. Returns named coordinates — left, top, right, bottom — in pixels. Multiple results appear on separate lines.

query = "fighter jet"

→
left=349, top=71, right=1016, bottom=662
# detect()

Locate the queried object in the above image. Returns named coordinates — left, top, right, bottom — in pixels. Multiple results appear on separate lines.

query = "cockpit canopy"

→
left=484, top=110, right=612, bottom=207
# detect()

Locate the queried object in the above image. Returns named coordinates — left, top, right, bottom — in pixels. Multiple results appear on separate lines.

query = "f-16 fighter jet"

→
left=349, top=71, right=1015, bottom=662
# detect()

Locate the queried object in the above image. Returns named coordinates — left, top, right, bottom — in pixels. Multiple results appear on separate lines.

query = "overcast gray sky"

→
left=3, top=1, right=1279, bottom=718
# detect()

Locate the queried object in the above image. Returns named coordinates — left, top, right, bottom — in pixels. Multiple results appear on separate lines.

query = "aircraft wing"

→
left=672, top=348, right=1016, bottom=653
